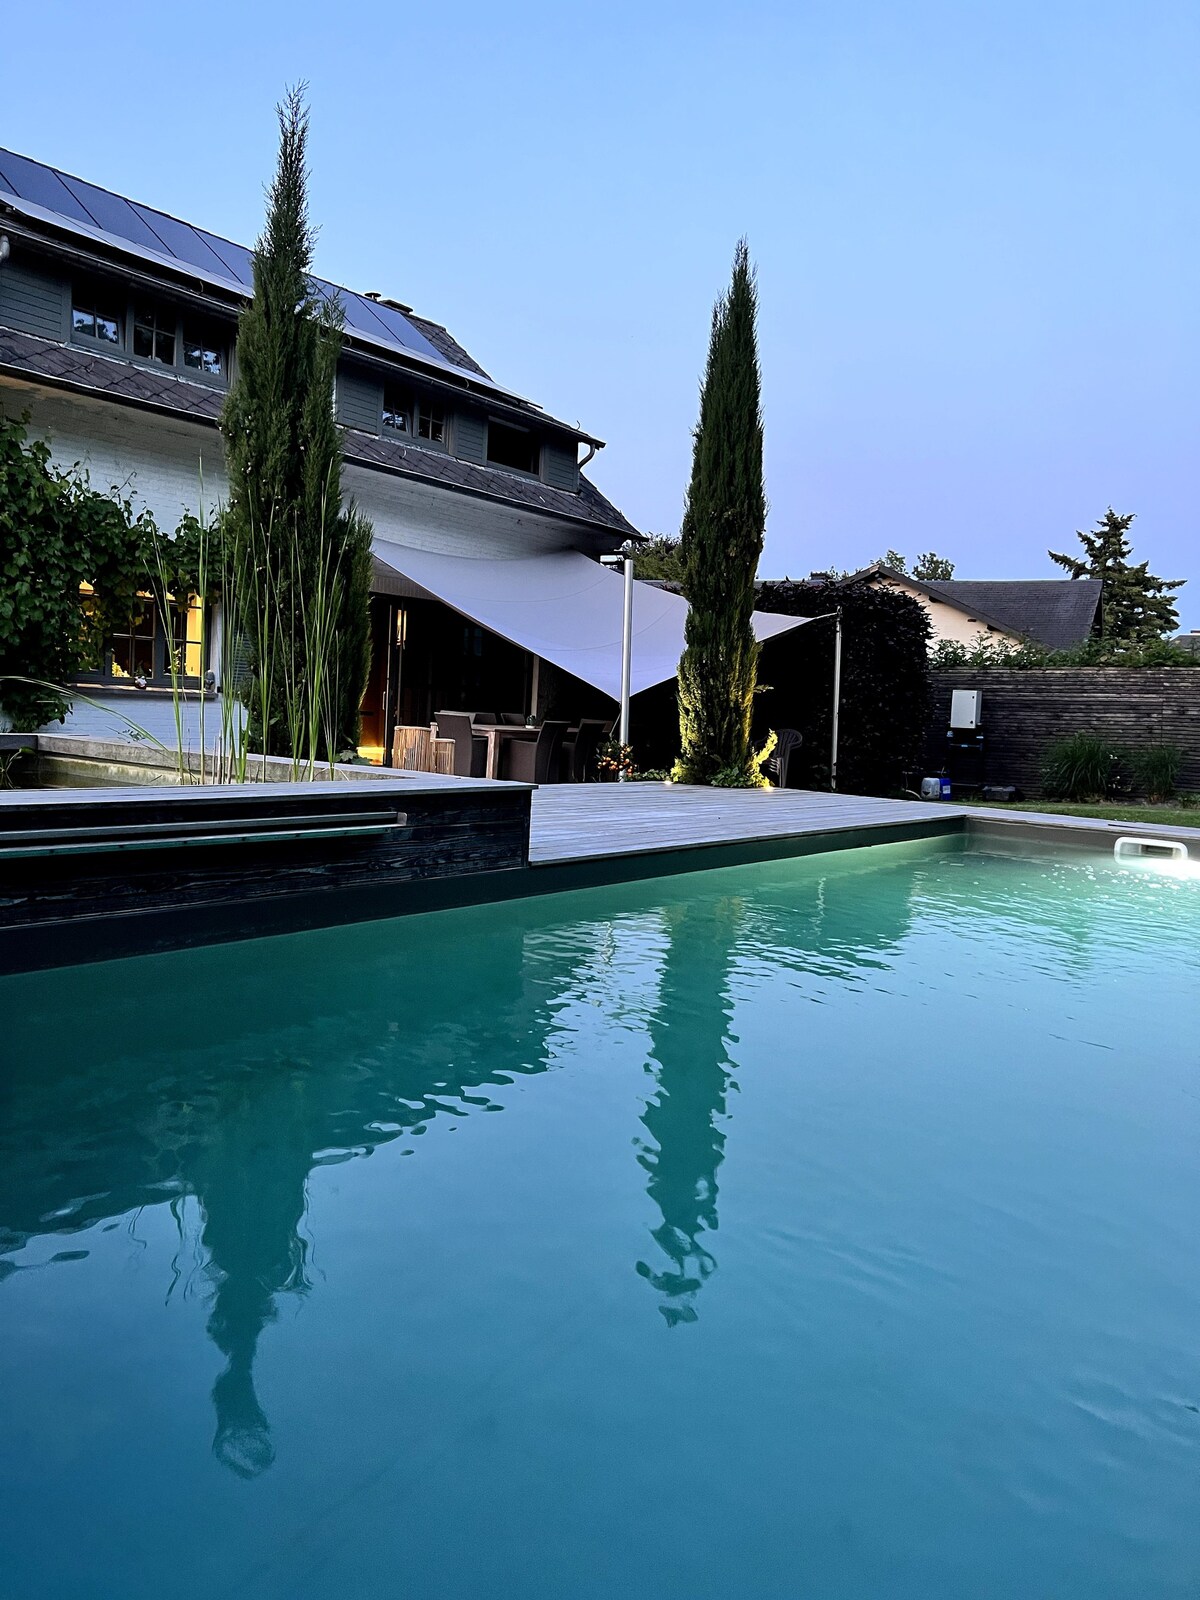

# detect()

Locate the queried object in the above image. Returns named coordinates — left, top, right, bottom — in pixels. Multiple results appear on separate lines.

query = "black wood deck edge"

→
left=0, top=815, right=967, bottom=974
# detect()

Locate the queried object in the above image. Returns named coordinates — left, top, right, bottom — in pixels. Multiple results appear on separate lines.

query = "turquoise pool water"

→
left=1, top=838, right=1198, bottom=1598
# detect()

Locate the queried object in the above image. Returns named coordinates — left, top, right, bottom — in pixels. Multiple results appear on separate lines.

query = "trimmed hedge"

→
left=752, top=580, right=932, bottom=794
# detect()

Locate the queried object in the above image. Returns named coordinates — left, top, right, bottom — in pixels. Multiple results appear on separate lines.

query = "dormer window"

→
left=486, top=418, right=539, bottom=475
left=182, top=319, right=225, bottom=377
left=382, top=386, right=411, bottom=434
left=69, top=278, right=229, bottom=384
left=133, top=302, right=176, bottom=366
left=383, top=387, right=446, bottom=447
left=71, top=281, right=122, bottom=348
left=417, top=400, right=445, bottom=445
left=133, top=301, right=225, bottom=379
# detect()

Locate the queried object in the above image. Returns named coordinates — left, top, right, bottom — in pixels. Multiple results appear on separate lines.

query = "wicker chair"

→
left=504, top=720, right=568, bottom=784
left=560, top=718, right=611, bottom=783
left=436, top=711, right=487, bottom=778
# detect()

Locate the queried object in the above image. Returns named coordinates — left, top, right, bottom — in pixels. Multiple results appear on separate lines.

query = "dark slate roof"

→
left=405, top=313, right=491, bottom=380
left=341, top=427, right=636, bottom=537
left=920, top=578, right=1103, bottom=648
left=0, top=328, right=635, bottom=538
left=0, top=325, right=226, bottom=420
left=835, top=563, right=1103, bottom=648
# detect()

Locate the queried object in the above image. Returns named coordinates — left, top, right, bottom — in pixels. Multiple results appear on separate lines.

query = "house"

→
left=0, top=145, right=663, bottom=760
left=843, top=564, right=1103, bottom=651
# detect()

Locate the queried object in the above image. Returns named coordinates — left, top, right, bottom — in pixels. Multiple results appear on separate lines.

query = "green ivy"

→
left=0, top=411, right=160, bottom=729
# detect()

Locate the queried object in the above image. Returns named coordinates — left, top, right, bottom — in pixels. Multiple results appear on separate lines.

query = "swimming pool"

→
left=2, top=837, right=1197, bottom=1597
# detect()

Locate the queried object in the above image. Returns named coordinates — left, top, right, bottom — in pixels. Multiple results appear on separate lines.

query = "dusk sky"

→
left=5, top=0, right=1197, bottom=622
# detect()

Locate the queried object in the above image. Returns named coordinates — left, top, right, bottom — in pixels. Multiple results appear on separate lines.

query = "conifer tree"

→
left=674, top=241, right=767, bottom=784
left=221, top=85, right=372, bottom=756
left=1049, top=509, right=1183, bottom=641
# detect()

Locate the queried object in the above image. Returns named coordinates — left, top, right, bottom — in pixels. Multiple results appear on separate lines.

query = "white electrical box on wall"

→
left=950, top=689, right=982, bottom=730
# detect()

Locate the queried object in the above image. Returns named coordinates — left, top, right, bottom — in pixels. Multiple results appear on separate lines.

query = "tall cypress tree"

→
left=1049, top=509, right=1184, bottom=641
left=674, top=241, right=767, bottom=784
left=221, top=86, right=372, bottom=757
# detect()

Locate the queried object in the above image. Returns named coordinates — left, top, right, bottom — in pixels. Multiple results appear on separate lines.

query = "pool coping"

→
left=3, top=787, right=1198, bottom=975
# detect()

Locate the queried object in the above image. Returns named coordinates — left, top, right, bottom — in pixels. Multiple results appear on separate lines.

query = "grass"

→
left=965, top=798, right=1200, bottom=830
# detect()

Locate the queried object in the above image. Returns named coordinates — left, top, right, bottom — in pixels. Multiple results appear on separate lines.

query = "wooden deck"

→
left=529, top=783, right=954, bottom=865
left=529, top=783, right=1200, bottom=867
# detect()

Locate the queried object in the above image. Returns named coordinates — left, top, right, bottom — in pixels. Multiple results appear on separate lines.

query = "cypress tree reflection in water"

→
left=0, top=913, right=567, bottom=1478
left=635, top=896, right=740, bottom=1326
left=190, top=1073, right=317, bottom=1479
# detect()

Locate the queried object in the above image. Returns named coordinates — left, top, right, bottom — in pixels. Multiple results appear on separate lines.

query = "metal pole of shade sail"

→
left=830, top=608, right=843, bottom=792
left=795, top=609, right=845, bottom=792
left=619, top=556, right=634, bottom=753
left=600, top=551, right=635, bottom=781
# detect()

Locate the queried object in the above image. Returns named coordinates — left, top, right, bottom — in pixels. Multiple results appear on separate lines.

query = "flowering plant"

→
left=596, top=739, right=637, bottom=779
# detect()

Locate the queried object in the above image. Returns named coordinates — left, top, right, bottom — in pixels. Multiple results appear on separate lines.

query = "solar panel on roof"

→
left=326, top=285, right=391, bottom=339
left=191, top=228, right=255, bottom=289
left=57, top=174, right=169, bottom=255
left=0, top=145, right=516, bottom=393
left=0, top=149, right=97, bottom=226
left=362, top=296, right=444, bottom=362
left=128, top=205, right=238, bottom=282
left=313, top=277, right=443, bottom=363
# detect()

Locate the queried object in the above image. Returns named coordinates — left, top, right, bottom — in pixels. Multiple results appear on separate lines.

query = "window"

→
left=383, top=389, right=446, bottom=447
left=486, top=419, right=540, bottom=475
left=71, top=281, right=123, bottom=348
left=78, top=586, right=207, bottom=685
left=182, top=318, right=225, bottom=378
left=417, top=400, right=445, bottom=445
left=71, top=280, right=228, bottom=382
left=382, top=387, right=411, bottom=434
left=133, top=302, right=176, bottom=366
left=108, top=594, right=158, bottom=680
left=168, top=594, right=204, bottom=678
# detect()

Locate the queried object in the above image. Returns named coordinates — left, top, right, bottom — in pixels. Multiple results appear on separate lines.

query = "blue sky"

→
left=5, top=0, right=1197, bottom=621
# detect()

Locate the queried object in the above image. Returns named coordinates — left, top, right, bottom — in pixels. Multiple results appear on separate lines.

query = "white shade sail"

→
left=372, top=541, right=809, bottom=701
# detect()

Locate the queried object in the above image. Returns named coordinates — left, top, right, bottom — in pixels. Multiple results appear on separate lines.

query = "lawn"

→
left=964, top=798, right=1200, bottom=830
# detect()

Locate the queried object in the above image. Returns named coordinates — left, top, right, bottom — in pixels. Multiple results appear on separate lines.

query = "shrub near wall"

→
left=929, top=669, right=1200, bottom=796
left=753, top=580, right=932, bottom=794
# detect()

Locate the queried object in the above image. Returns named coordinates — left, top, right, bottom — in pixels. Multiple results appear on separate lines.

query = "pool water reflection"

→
left=1, top=838, right=1198, bottom=1598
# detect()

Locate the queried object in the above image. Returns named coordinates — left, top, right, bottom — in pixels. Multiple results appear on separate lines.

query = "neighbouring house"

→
left=842, top=563, right=1104, bottom=651
left=2, top=145, right=729, bottom=763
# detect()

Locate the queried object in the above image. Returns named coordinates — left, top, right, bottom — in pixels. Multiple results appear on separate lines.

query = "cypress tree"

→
left=1049, top=509, right=1184, bottom=642
left=674, top=240, right=768, bottom=784
left=221, top=85, right=373, bottom=757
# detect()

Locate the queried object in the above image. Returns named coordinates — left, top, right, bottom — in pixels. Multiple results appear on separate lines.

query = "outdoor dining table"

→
left=477, top=723, right=537, bottom=780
